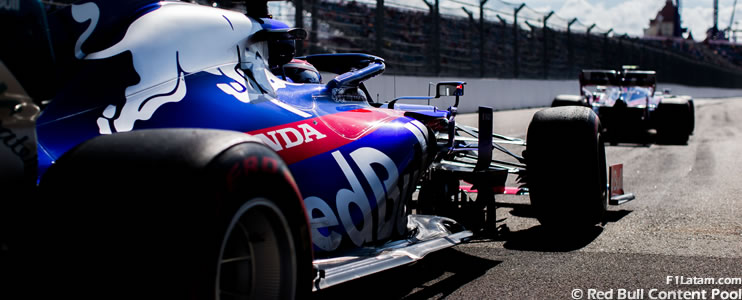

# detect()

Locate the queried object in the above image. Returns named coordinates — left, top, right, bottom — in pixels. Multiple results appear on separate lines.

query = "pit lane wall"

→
left=364, top=75, right=742, bottom=114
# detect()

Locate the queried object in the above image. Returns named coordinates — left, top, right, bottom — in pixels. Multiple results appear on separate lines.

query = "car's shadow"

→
left=310, top=205, right=631, bottom=298
left=480, top=202, right=633, bottom=252
left=605, top=135, right=654, bottom=147
left=309, top=248, right=501, bottom=300
left=500, top=225, right=603, bottom=252
left=605, top=131, right=690, bottom=146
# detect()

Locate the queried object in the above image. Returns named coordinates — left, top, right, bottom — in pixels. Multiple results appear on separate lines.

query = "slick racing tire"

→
left=688, top=98, right=695, bottom=136
left=36, top=129, right=312, bottom=300
left=526, top=106, right=608, bottom=230
left=655, top=97, right=693, bottom=144
left=551, top=95, right=588, bottom=107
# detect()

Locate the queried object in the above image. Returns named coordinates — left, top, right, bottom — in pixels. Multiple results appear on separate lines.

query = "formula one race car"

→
left=0, top=1, right=628, bottom=298
left=552, top=67, right=695, bottom=144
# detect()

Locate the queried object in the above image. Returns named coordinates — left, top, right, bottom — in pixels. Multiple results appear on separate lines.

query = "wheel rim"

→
left=216, top=198, right=297, bottom=300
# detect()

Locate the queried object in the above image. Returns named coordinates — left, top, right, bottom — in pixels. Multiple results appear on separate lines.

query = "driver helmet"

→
left=258, top=19, right=318, bottom=83
left=260, top=18, right=296, bottom=67
left=278, top=59, right=321, bottom=84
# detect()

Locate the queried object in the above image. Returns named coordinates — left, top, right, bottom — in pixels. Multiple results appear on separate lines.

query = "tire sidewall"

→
left=203, top=142, right=312, bottom=300
left=526, top=107, right=608, bottom=229
left=656, top=99, right=691, bottom=144
left=34, top=132, right=312, bottom=299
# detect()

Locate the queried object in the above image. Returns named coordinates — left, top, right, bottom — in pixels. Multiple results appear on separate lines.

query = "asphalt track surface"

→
left=311, top=98, right=742, bottom=299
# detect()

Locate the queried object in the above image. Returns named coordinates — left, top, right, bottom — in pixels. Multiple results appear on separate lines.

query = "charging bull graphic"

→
left=71, top=2, right=259, bottom=134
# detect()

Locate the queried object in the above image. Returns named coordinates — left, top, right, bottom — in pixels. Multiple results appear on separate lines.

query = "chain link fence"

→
left=266, top=0, right=742, bottom=89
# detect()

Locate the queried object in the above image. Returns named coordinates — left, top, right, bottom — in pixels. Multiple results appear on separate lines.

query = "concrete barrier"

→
left=364, top=74, right=742, bottom=114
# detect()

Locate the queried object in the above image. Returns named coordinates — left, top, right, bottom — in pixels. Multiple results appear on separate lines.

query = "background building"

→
left=644, top=0, right=684, bottom=38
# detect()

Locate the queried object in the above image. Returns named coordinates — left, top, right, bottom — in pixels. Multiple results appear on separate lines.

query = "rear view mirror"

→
left=436, top=81, right=465, bottom=98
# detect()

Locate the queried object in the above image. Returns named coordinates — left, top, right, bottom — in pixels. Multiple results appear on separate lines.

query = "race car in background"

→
left=1, top=0, right=628, bottom=298
left=552, top=67, right=695, bottom=144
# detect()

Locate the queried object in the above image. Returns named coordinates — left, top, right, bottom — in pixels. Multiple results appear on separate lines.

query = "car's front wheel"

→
left=655, top=97, right=693, bottom=144
left=526, top=106, right=608, bottom=230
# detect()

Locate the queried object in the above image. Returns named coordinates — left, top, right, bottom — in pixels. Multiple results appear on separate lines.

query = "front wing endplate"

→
left=609, top=163, right=635, bottom=205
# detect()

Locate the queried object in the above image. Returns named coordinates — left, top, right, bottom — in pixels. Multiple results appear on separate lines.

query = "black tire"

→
left=551, top=95, right=587, bottom=107
left=33, top=129, right=312, bottom=299
left=688, top=98, right=695, bottom=136
left=526, top=106, right=608, bottom=229
left=655, top=97, right=692, bottom=144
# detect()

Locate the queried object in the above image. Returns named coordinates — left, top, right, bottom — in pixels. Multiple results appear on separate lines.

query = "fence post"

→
left=295, top=0, right=304, bottom=56
left=586, top=24, right=596, bottom=68
left=513, top=3, right=525, bottom=78
left=543, top=11, right=554, bottom=79
left=463, top=7, right=476, bottom=76
left=376, top=0, right=385, bottom=57
left=434, top=0, right=440, bottom=75
left=480, top=0, right=488, bottom=77
left=526, top=20, right=538, bottom=77
left=423, top=0, right=441, bottom=76
left=602, top=28, right=612, bottom=68
left=310, top=0, right=318, bottom=54
left=496, top=14, right=507, bottom=77
left=567, top=18, right=577, bottom=76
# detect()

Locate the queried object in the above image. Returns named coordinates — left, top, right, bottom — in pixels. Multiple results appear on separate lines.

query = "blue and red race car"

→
left=553, top=67, right=695, bottom=144
left=0, top=1, right=628, bottom=298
